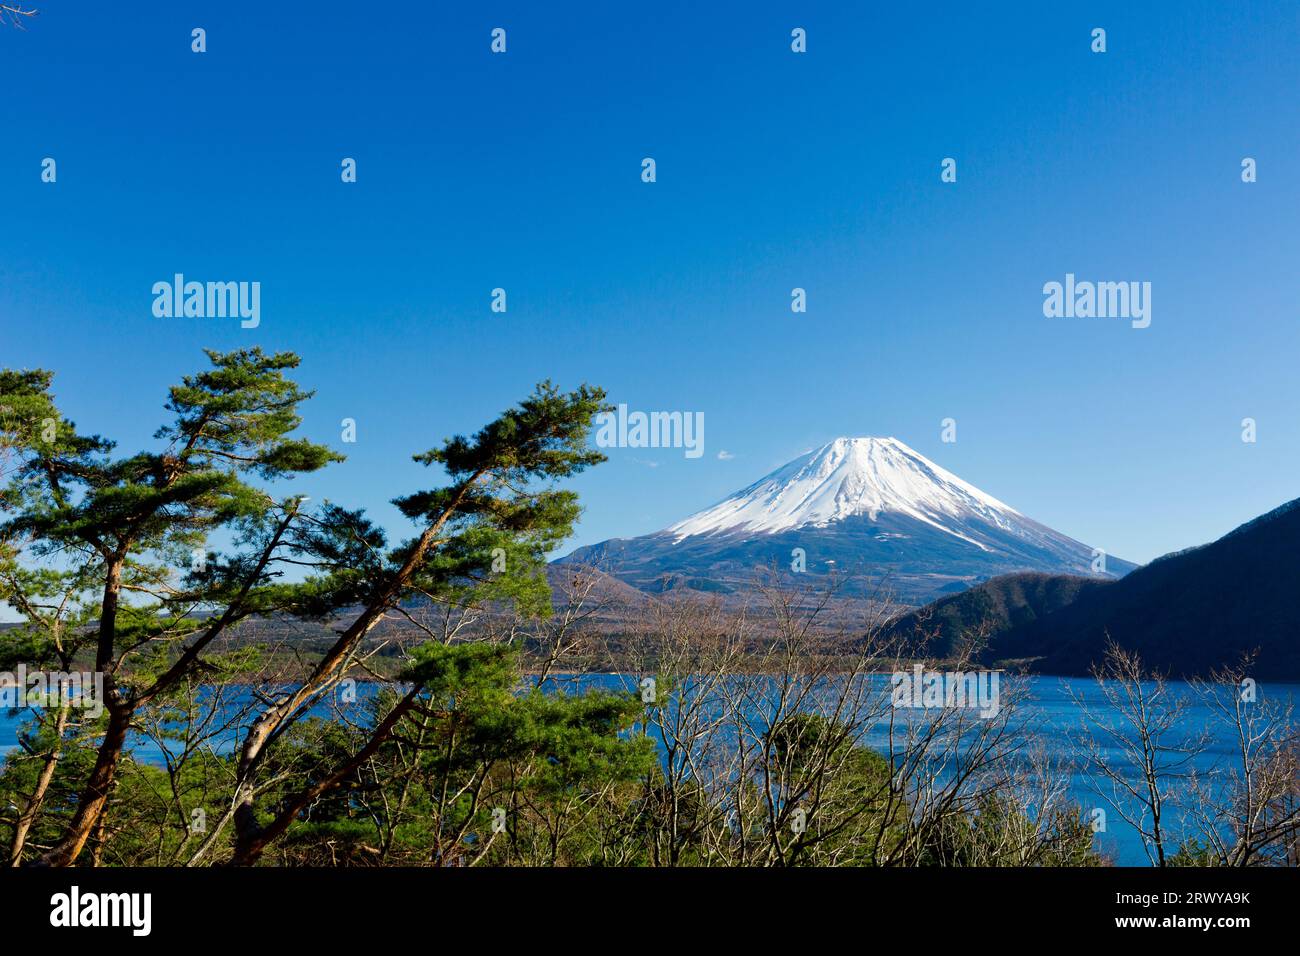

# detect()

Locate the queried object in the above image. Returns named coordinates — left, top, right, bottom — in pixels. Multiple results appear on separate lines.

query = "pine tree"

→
left=1, top=351, right=611, bottom=866
left=1, top=349, right=340, bottom=865
left=226, top=379, right=611, bottom=865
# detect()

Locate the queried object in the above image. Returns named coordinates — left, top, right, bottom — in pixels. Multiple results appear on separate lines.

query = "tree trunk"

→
left=36, top=554, right=127, bottom=867
left=36, top=513, right=296, bottom=868
left=229, top=475, right=481, bottom=863
left=37, top=700, right=131, bottom=866
left=8, top=702, right=70, bottom=866
left=229, top=687, right=422, bottom=866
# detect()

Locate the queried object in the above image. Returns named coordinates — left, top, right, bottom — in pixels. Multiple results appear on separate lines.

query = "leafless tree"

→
left=1068, top=639, right=1209, bottom=866
left=0, top=4, right=37, bottom=29
left=598, top=569, right=1063, bottom=867
left=1183, top=656, right=1300, bottom=865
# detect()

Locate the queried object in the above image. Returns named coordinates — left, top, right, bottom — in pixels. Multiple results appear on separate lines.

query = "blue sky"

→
left=3, top=1, right=1299, bottom=569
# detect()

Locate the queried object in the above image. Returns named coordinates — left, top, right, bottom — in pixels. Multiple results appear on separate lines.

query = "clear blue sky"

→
left=3, top=1, right=1298, bottom=568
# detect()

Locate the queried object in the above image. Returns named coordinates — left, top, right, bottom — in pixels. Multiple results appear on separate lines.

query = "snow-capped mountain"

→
left=559, top=437, right=1135, bottom=604
left=669, top=437, right=1027, bottom=544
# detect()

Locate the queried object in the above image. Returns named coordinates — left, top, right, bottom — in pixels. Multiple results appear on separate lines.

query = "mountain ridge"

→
left=885, top=496, right=1300, bottom=679
left=991, top=495, right=1300, bottom=677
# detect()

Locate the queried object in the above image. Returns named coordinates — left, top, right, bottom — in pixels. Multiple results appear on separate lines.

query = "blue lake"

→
left=3, top=674, right=1295, bottom=866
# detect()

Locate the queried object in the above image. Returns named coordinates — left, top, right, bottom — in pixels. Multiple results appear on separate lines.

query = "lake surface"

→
left=3, top=674, right=1295, bottom=866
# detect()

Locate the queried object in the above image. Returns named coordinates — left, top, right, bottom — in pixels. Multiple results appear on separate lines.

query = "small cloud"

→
left=628, top=457, right=660, bottom=469
left=717, top=450, right=734, bottom=460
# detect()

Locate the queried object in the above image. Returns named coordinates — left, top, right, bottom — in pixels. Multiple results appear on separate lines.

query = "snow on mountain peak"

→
left=665, top=436, right=1023, bottom=543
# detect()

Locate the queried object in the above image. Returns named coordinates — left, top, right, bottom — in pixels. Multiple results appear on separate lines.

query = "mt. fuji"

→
left=559, top=437, right=1136, bottom=604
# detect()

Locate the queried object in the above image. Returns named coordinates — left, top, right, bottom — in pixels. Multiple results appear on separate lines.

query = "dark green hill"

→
left=888, top=498, right=1300, bottom=679
left=881, top=571, right=1110, bottom=660
left=995, top=499, right=1300, bottom=678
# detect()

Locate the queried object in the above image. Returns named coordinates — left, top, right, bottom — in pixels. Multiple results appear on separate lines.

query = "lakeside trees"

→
left=1071, top=642, right=1300, bottom=867
left=0, top=350, right=614, bottom=866
left=1, top=351, right=342, bottom=864
left=0, top=351, right=1295, bottom=867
